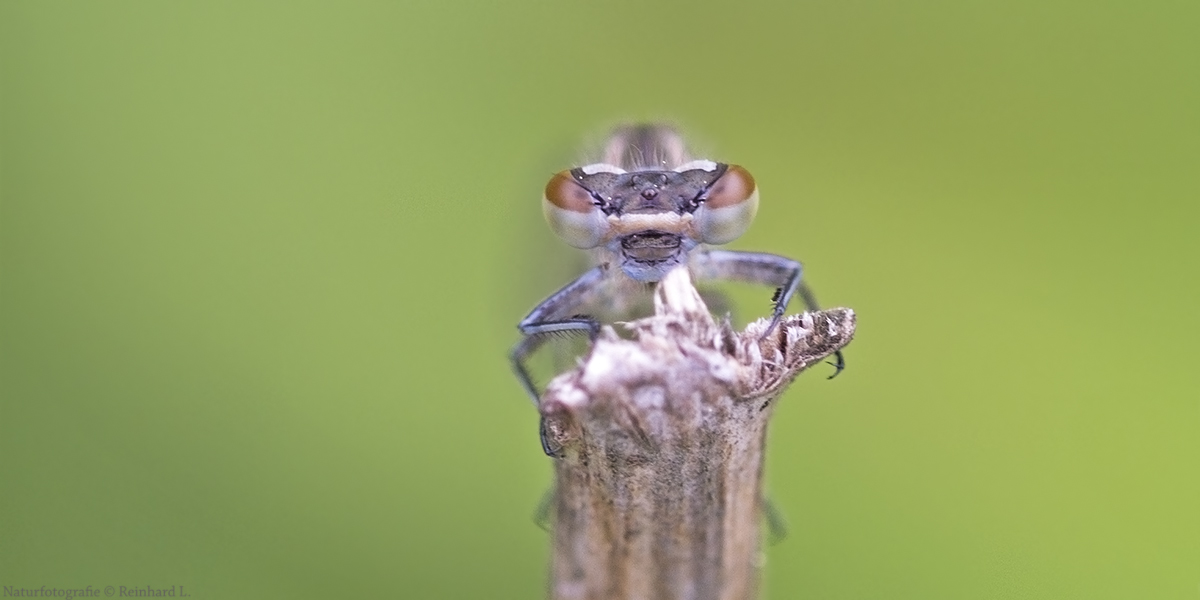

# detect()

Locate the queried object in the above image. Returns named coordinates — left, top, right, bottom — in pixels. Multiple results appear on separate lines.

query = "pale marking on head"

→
left=606, top=212, right=694, bottom=238
left=673, top=159, right=719, bottom=173
left=579, top=163, right=626, bottom=175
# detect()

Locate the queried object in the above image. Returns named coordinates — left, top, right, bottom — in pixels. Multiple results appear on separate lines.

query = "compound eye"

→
left=544, top=171, right=595, bottom=213
left=542, top=170, right=608, bottom=249
left=693, top=165, right=759, bottom=245
left=706, top=165, right=756, bottom=209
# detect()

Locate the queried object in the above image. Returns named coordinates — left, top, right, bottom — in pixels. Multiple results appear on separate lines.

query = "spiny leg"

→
left=510, top=266, right=607, bottom=457
left=692, top=250, right=845, bottom=378
left=510, top=317, right=601, bottom=403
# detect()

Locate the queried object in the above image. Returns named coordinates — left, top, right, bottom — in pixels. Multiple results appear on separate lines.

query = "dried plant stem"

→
left=539, top=268, right=856, bottom=600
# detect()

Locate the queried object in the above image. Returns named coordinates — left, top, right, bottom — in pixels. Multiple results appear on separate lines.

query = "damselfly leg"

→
left=692, top=250, right=845, bottom=379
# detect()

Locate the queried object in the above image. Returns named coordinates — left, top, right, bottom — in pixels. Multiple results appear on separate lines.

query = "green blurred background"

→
left=2, top=1, right=1196, bottom=598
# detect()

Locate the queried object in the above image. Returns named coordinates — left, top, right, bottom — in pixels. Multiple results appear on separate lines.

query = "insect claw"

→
left=825, top=350, right=846, bottom=380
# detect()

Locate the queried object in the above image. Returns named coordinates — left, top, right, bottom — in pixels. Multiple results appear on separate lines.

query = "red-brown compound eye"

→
left=542, top=170, right=609, bottom=249
left=693, top=164, right=759, bottom=245
left=544, top=171, right=596, bottom=213
left=705, top=164, right=756, bottom=208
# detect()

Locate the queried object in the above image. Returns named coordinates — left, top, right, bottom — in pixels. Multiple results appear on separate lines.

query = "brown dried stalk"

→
left=539, top=267, right=856, bottom=600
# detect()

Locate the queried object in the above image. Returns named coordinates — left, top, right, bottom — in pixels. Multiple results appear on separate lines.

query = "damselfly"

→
left=513, top=124, right=844, bottom=456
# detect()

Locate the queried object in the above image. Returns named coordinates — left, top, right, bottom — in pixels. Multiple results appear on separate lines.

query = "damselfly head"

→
left=541, top=160, right=759, bottom=250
